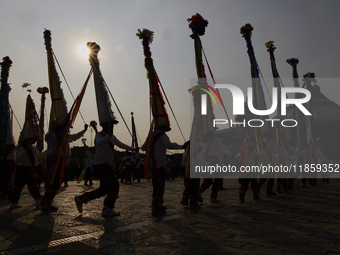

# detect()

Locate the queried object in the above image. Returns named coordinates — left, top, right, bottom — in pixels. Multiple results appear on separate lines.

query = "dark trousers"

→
left=36, top=164, right=45, bottom=186
left=42, top=156, right=63, bottom=206
left=183, top=177, right=200, bottom=204
left=84, top=168, right=93, bottom=185
left=63, top=166, right=70, bottom=184
left=239, top=178, right=259, bottom=196
left=81, top=163, right=119, bottom=209
left=0, top=169, right=12, bottom=197
left=133, top=167, right=140, bottom=182
left=258, top=178, right=275, bottom=191
left=11, top=166, right=41, bottom=203
left=199, top=178, right=223, bottom=198
left=276, top=178, right=288, bottom=191
left=152, top=167, right=166, bottom=207
left=125, top=165, right=132, bottom=183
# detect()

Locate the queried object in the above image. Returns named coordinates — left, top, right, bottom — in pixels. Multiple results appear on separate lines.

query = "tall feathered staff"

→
left=187, top=13, right=218, bottom=177
left=131, top=112, right=140, bottom=160
left=265, top=41, right=287, bottom=159
left=266, top=41, right=293, bottom=190
left=44, top=30, right=68, bottom=129
left=136, top=28, right=170, bottom=178
left=36, top=87, right=49, bottom=152
left=0, top=56, right=12, bottom=142
left=43, top=30, right=91, bottom=186
left=302, top=72, right=316, bottom=147
left=10, top=91, right=42, bottom=184
left=18, top=93, right=42, bottom=144
left=287, top=58, right=306, bottom=165
left=240, top=24, right=270, bottom=167
left=87, top=42, right=118, bottom=127
left=131, top=112, right=138, bottom=149
left=6, top=104, right=16, bottom=148
left=188, top=14, right=215, bottom=136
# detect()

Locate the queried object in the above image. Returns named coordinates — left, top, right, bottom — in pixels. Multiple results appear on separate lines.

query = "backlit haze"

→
left=1, top=0, right=340, bottom=151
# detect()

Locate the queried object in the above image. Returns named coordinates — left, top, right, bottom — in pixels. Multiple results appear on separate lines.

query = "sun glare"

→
left=80, top=45, right=90, bottom=58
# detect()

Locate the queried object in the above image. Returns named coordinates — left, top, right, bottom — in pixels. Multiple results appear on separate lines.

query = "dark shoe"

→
left=326, top=179, right=330, bottom=183
left=210, top=197, right=221, bottom=203
left=75, top=196, right=84, bottom=213
left=197, top=190, right=203, bottom=203
left=266, top=190, right=277, bottom=195
left=276, top=186, right=282, bottom=194
left=36, top=200, right=43, bottom=211
left=219, top=186, right=227, bottom=191
left=40, top=206, right=50, bottom=214
left=239, top=194, right=245, bottom=202
left=48, top=205, right=58, bottom=212
left=40, top=202, right=50, bottom=214
left=84, top=183, right=88, bottom=186
left=102, top=207, right=120, bottom=217
left=160, top=205, right=167, bottom=211
left=253, top=195, right=260, bottom=200
left=152, top=206, right=166, bottom=216
left=10, top=203, right=21, bottom=209
left=180, top=199, right=189, bottom=206
left=189, top=203, right=201, bottom=210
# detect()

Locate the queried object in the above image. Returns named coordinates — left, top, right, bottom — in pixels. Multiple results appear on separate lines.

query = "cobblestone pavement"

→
left=0, top=178, right=339, bottom=255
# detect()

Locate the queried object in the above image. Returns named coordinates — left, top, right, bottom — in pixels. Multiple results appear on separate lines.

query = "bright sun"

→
left=79, top=45, right=90, bottom=58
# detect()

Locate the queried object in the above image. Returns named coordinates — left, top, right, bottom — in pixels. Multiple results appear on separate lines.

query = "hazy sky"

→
left=1, top=0, right=340, bottom=150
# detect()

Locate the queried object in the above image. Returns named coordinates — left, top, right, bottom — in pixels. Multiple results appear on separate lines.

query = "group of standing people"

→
left=0, top=122, right=335, bottom=218
left=0, top=29, right=336, bottom=220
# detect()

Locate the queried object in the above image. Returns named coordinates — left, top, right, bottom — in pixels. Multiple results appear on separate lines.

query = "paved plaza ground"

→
left=0, top=177, right=340, bottom=255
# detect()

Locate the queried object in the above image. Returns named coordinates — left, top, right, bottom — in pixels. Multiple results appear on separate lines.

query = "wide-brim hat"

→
left=156, top=125, right=171, bottom=132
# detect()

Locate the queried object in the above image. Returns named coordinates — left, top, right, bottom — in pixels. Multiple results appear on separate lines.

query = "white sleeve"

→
left=160, top=134, right=183, bottom=149
left=68, top=129, right=86, bottom=143
left=115, top=136, right=135, bottom=151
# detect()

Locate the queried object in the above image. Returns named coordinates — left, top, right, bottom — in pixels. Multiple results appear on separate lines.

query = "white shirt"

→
left=94, top=131, right=135, bottom=166
left=6, top=146, right=16, bottom=161
left=268, top=139, right=289, bottom=158
left=236, top=148, right=264, bottom=166
left=204, top=138, right=233, bottom=165
left=17, top=145, right=46, bottom=166
left=288, top=146, right=306, bottom=157
left=45, top=129, right=86, bottom=157
left=314, top=147, right=331, bottom=164
left=65, top=157, right=72, bottom=167
left=141, top=129, right=182, bottom=168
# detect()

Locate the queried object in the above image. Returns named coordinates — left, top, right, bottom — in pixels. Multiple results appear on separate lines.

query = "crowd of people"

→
left=0, top=30, right=337, bottom=220
left=1, top=121, right=336, bottom=217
